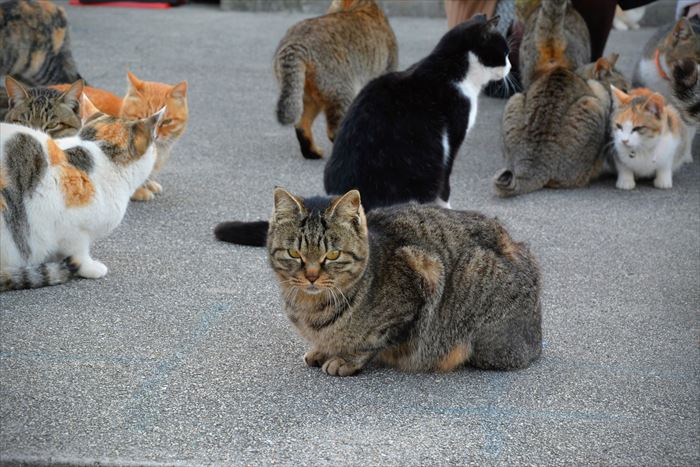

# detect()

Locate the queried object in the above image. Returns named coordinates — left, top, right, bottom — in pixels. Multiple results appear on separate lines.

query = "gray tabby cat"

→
left=671, top=57, right=700, bottom=126
left=494, top=0, right=611, bottom=197
left=517, top=0, right=590, bottom=89
left=267, top=188, right=542, bottom=376
left=3, top=76, right=83, bottom=137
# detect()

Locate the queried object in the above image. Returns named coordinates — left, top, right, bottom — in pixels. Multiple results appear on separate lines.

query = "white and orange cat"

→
left=610, top=86, right=692, bottom=190
left=0, top=97, right=164, bottom=291
left=52, top=72, right=188, bottom=201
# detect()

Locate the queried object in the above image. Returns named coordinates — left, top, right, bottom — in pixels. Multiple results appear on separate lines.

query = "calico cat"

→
left=517, top=0, right=590, bottom=89
left=215, top=15, right=510, bottom=247
left=610, top=86, right=692, bottom=190
left=53, top=72, right=188, bottom=201
left=0, top=99, right=163, bottom=291
left=266, top=188, right=542, bottom=376
left=0, top=0, right=83, bottom=86
left=633, top=17, right=700, bottom=101
left=494, top=0, right=611, bottom=197
left=3, top=76, right=83, bottom=137
left=671, top=58, right=700, bottom=126
left=576, top=53, right=631, bottom=92
left=274, top=0, right=397, bottom=159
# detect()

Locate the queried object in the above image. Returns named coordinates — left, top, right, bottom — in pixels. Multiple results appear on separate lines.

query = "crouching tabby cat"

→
left=267, top=188, right=542, bottom=376
left=0, top=100, right=163, bottom=291
left=274, top=0, right=397, bottom=159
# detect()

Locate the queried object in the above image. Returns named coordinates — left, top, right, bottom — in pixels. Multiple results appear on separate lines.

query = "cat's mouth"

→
left=305, top=284, right=323, bottom=295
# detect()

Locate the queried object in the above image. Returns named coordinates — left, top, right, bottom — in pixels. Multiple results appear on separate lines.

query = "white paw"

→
left=79, top=260, right=108, bottom=279
left=654, top=174, right=673, bottom=189
left=616, top=177, right=636, bottom=190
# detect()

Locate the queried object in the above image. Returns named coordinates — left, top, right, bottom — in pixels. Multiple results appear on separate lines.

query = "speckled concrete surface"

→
left=1, top=4, right=698, bottom=465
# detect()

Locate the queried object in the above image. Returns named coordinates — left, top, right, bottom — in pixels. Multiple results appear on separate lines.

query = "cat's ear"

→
left=147, top=107, right=166, bottom=137
left=129, top=108, right=165, bottom=158
left=80, top=94, right=101, bottom=124
left=485, top=15, right=500, bottom=29
left=126, top=71, right=145, bottom=97
left=606, top=53, right=619, bottom=68
left=643, top=93, right=665, bottom=119
left=59, top=79, right=84, bottom=113
left=4, top=76, right=29, bottom=106
left=273, top=187, right=305, bottom=222
left=327, top=190, right=366, bottom=235
left=610, top=85, right=631, bottom=106
left=168, top=81, right=187, bottom=100
left=671, top=17, right=694, bottom=44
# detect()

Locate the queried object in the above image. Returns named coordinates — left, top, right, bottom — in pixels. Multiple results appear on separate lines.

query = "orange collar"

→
left=655, top=49, right=670, bottom=81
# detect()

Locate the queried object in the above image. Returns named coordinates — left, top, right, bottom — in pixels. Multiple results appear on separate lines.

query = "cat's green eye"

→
left=632, top=126, right=645, bottom=132
left=288, top=249, right=301, bottom=259
left=325, top=250, right=340, bottom=261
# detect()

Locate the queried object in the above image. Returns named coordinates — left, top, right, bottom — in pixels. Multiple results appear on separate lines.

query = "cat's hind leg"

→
left=295, top=94, right=323, bottom=159
left=324, top=90, right=354, bottom=143
left=62, top=234, right=108, bottom=279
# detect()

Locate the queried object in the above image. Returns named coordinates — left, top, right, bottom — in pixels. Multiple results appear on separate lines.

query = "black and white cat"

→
left=324, top=14, right=510, bottom=210
left=214, top=15, right=510, bottom=246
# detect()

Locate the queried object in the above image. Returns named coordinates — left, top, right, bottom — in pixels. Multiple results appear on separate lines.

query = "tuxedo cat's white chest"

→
left=456, top=80, right=478, bottom=133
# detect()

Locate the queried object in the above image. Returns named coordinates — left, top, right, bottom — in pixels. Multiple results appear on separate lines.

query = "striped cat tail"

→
left=1, top=257, right=79, bottom=292
left=214, top=220, right=268, bottom=247
left=534, top=0, right=569, bottom=74
left=274, top=44, right=306, bottom=125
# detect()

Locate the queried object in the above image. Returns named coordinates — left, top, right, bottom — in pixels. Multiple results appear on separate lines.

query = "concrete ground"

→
left=1, top=4, right=699, bottom=466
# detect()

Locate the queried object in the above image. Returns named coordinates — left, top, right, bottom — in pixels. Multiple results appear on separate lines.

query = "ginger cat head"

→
left=120, top=72, right=188, bottom=147
left=611, top=87, right=668, bottom=156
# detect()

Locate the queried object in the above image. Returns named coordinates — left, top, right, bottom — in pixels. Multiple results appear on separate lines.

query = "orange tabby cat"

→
left=52, top=72, right=188, bottom=201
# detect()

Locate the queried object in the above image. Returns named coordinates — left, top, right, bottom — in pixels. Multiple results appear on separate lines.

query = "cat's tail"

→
left=1, top=257, right=80, bottom=293
left=534, top=0, right=569, bottom=75
left=274, top=44, right=307, bottom=125
left=214, top=220, right=269, bottom=247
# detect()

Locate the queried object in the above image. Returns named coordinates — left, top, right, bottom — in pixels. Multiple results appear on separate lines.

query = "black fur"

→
left=323, top=15, right=508, bottom=210
left=214, top=220, right=269, bottom=247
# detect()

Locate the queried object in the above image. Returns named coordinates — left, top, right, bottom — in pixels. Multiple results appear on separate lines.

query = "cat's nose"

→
left=622, top=139, right=630, bottom=146
left=305, top=268, right=320, bottom=283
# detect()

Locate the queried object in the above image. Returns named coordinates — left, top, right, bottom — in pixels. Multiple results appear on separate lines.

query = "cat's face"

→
left=4, top=76, right=83, bottom=138
left=267, top=189, right=369, bottom=299
left=120, top=72, right=188, bottom=146
left=580, top=54, right=630, bottom=91
left=469, top=16, right=511, bottom=82
left=79, top=95, right=164, bottom=165
left=611, top=87, right=665, bottom=156
left=662, top=17, right=700, bottom=66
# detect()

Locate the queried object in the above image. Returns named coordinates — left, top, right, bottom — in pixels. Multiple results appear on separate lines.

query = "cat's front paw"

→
left=131, top=186, right=156, bottom=202
left=616, top=175, right=635, bottom=190
left=78, top=260, right=108, bottom=279
left=303, top=349, right=328, bottom=367
left=654, top=172, right=673, bottom=189
left=145, top=180, right=163, bottom=194
left=321, top=356, right=361, bottom=377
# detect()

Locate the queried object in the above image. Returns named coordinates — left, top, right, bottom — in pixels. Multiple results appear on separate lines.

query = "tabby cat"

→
left=267, top=188, right=542, bottom=376
left=3, top=76, right=83, bottom=137
left=576, top=53, right=631, bottom=92
left=610, top=86, right=692, bottom=190
left=495, top=0, right=610, bottom=197
left=53, top=72, right=189, bottom=201
left=671, top=57, right=700, bottom=126
left=274, top=0, right=397, bottom=159
left=0, top=99, right=164, bottom=291
left=0, top=0, right=83, bottom=86
left=633, top=17, right=700, bottom=101
left=517, top=0, right=590, bottom=89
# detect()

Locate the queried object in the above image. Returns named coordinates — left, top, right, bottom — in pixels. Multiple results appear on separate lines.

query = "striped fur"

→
left=267, top=189, right=542, bottom=376
left=273, top=0, right=397, bottom=159
left=1, top=257, right=79, bottom=292
left=0, top=0, right=82, bottom=86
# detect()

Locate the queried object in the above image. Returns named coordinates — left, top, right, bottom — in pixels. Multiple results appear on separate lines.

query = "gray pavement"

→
left=1, top=4, right=699, bottom=465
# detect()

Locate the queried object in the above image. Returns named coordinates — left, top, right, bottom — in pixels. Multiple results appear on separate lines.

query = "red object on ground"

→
left=69, top=0, right=184, bottom=8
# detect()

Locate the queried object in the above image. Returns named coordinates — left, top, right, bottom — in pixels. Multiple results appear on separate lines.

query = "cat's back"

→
left=367, top=205, right=529, bottom=265
left=523, top=67, right=592, bottom=128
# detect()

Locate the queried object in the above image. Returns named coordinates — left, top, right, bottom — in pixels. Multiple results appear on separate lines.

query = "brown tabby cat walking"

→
left=267, top=188, right=542, bottom=376
left=274, top=0, right=397, bottom=159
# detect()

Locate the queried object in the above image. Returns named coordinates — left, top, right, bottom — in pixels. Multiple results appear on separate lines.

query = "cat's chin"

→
left=304, top=286, right=324, bottom=296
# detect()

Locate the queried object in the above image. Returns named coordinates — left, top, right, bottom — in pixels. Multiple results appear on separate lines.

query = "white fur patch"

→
left=457, top=53, right=511, bottom=133
left=442, top=131, right=450, bottom=166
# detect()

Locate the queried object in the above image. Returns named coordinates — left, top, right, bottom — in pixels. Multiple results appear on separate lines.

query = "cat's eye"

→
left=161, top=119, right=173, bottom=126
left=325, top=250, right=340, bottom=261
left=288, top=249, right=301, bottom=259
left=615, top=123, right=623, bottom=130
left=632, top=126, right=645, bottom=132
